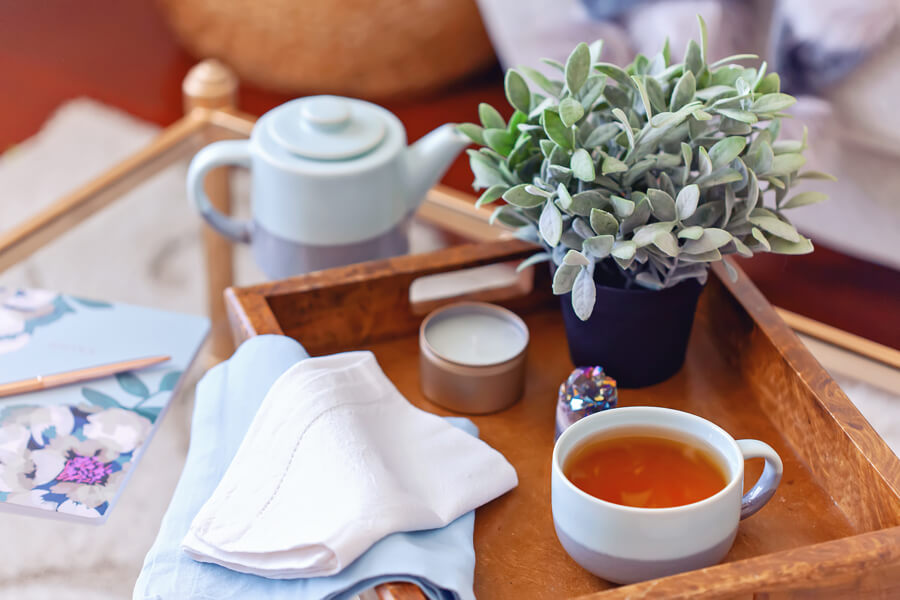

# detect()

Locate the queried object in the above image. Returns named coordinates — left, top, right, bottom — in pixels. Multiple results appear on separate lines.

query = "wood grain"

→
left=183, top=60, right=239, bottom=362
left=226, top=242, right=900, bottom=599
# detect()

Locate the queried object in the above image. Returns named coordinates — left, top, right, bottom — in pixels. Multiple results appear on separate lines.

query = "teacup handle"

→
left=187, top=140, right=253, bottom=243
left=737, top=439, right=783, bottom=519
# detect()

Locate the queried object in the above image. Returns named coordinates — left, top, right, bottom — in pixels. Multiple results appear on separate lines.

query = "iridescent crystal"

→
left=555, top=366, right=617, bottom=439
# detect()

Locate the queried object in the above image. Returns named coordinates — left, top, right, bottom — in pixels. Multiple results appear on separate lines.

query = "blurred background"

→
left=1, top=0, right=896, bottom=345
left=0, top=0, right=897, bottom=597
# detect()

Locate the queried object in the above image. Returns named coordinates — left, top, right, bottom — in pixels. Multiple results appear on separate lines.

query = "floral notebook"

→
left=0, top=288, right=208, bottom=524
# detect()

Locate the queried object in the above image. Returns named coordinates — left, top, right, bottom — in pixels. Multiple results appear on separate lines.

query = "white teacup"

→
left=551, top=406, right=783, bottom=584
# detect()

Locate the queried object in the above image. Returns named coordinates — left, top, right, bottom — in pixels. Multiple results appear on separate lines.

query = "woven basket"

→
left=158, top=0, right=496, bottom=99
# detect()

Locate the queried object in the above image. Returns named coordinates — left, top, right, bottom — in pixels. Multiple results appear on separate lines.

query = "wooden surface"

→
left=182, top=60, right=239, bottom=361
left=0, top=0, right=898, bottom=350
left=226, top=242, right=900, bottom=598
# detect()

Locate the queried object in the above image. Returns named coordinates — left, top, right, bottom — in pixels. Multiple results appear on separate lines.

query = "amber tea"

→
left=564, top=431, right=728, bottom=508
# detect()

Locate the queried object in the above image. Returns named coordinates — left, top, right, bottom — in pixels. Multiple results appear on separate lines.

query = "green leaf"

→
left=570, top=190, right=610, bottom=216
left=552, top=264, right=580, bottom=294
left=589, top=39, right=604, bottom=62
left=571, top=267, right=596, bottom=321
left=750, top=93, right=796, bottom=114
left=796, top=170, right=838, bottom=182
left=653, top=231, right=679, bottom=257
left=559, top=97, right=585, bottom=127
left=502, top=184, right=545, bottom=208
left=610, top=195, right=635, bottom=218
left=756, top=72, right=781, bottom=94
left=468, top=151, right=507, bottom=188
left=594, top=63, right=634, bottom=89
left=621, top=196, right=652, bottom=233
left=631, top=75, right=654, bottom=119
left=669, top=71, right=696, bottom=111
left=708, top=136, right=746, bottom=168
left=476, top=184, right=507, bottom=208
left=647, top=189, right=677, bottom=221
left=732, top=237, right=754, bottom=258
left=601, top=154, right=627, bottom=175
left=682, top=228, right=732, bottom=254
left=571, top=149, right=595, bottom=182
left=684, top=39, right=703, bottom=76
left=583, top=235, right=615, bottom=258
left=715, top=108, right=758, bottom=124
left=751, top=226, right=771, bottom=250
left=678, top=225, right=704, bottom=239
left=565, top=42, right=591, bottom=94
left=542, top=109, right=573, bottom=150
left=557, top=183, right=573, bottom=210
left=695, top=167, right=742, bottom=189
left=769, top=235, right=814, bottom=254
left=768, top=153, right=806, bottom=176
left=645, top=76, right=667, bottom=113
left=539, top=200, right=563, bottom=247
left=697, top=14, right=709, bottom=61
left=611, top=108, right=635, bottom=149
left=542, top=58, right=565, bottom=72
left=583, top=123, right=620, bottom=147
left=603, top=85, right=631, bottom=110
left=490, top=205, right=529, bottom=227
left=781, top=191, right=827, bottom=209
left=563, top=250, right=591, bottom=267
left=675, top=184, right=700, bottom=220
left=579, top=75, right=607, bottom=110
left=540, top=139, right=555, bottom=158
left=519, top=66, right=563, bottom=96
left=709, top=53, right=759, bottom=69
left=611, top=240, right=636, bottom=260
left=81, top=387, right=123, bottom=409
left=158, top=370, right=183, bottom=392
left=633, top=221, right=675, bottom=247
left=483, top=128, right=515, bottom=156
left=698, top=146, right=712, bottom=176
left=749, top=214, right=801, bottom=242
left=589, top=208, right=619, bottom=236
left=745, top=140, right=774, bottom=174
left=478, top=103, right=506, bottom=130
left=505, top=70, right=531, bottom=114
left=507, top=110, right=527, bottom=133
left=456, top=123, right=485, bottom=145
left=117, top=371, right=150, bottom=399
left=517, top=252, right=551, bottom=272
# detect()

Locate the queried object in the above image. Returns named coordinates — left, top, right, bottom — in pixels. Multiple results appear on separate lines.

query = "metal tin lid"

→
left=266, top=95, right=386, bottom=160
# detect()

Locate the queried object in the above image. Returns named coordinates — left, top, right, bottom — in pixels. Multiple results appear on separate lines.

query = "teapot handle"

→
left=187, top=140, right=253, bottom=243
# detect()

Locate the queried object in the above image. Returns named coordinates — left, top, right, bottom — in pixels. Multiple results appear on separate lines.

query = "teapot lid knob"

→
left=267, top=96, right=386, bottom=161
left=301, top=97, right=351, bottom=131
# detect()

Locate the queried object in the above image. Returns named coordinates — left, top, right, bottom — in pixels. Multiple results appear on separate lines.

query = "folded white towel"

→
left=181, top=351, right=518, bottom=579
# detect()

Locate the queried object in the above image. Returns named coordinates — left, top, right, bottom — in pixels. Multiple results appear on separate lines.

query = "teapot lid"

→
left=267, top=96, right=386, bottom=161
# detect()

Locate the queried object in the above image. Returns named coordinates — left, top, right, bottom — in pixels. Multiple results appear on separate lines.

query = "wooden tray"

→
left=225, top=239, right=900, bottom=599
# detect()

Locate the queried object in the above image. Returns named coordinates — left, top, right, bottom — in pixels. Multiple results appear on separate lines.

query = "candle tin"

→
left=419, top=301, right=529, bottom=414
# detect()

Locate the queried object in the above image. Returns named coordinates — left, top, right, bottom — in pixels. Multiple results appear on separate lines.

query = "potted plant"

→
left=458, top=17, right=831, bottom=387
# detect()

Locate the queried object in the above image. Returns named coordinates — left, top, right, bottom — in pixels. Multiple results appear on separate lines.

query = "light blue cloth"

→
left=134, top=335, right=477, bottom=600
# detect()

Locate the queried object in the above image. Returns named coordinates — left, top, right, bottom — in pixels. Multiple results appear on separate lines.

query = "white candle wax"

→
left=423, top=307, right=527, bottom=366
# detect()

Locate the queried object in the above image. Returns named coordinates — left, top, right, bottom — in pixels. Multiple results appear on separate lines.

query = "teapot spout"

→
left=405, top=124, right=469, bottom=210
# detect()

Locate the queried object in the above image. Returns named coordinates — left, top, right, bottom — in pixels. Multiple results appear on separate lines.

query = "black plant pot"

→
left=559, top=267, right=705, bottom=388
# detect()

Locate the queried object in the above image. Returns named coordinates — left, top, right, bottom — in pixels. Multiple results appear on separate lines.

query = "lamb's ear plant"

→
left=459, top=16, right=832, bottom=321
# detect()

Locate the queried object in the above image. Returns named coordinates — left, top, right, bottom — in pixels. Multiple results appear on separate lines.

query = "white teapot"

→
left=187, top=96, right=468, bottom=278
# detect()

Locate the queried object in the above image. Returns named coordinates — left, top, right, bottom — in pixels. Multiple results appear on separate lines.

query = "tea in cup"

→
left=551, top=406, right=782, bottom=584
